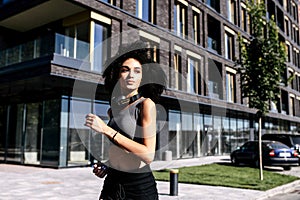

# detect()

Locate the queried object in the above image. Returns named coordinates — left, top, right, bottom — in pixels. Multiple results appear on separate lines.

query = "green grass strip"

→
left=153, top=163, right=299, bottom=191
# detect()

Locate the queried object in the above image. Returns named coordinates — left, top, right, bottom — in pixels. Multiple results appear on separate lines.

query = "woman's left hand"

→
left=85, top=113, right=109, bottom=134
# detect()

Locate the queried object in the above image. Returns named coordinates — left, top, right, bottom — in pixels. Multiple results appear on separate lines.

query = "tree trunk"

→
left=259, top=116, right=263, bottom=180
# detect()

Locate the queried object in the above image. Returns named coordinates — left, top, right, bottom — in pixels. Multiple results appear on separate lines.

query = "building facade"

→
left=0, top=0, right=299, bottom=168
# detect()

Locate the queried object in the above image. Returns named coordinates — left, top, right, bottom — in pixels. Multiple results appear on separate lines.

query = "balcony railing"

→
left=0, top=33, right=90, bottom=68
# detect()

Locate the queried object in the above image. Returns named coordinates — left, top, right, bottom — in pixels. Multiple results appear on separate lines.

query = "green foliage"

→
left=238, top=0, right=287, bottom=115
left=153, top=164, right=299, bottom=191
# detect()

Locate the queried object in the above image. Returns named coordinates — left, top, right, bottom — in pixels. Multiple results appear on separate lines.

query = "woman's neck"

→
left=120, top=90, right=138, bottom=98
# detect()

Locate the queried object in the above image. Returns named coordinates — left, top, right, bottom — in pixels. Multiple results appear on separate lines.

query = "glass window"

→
left=193, top=113, right=203, bottom=156
left=0, top=106, right=7, bottom=161
left=100, top=0, right=116, bottom=5
left=168, top=110, right=181, bottom=159
left=24, top=103, right=41, bottom=165
left=207, top=15, right=220, bottom=54
left=187, top=56, right=201, bottom=94
left=208, top=59, right=222, bottom=99
left=192, top=11, right=200, bottom=45
left=64, top=21, right=90, bottom=61
left=226, top=71, right=236, bottom=103
left=212, top=116, right=221, bottom=155
left=41, top=99, right=60, bottom=166
left=206, top=0, right=220, bottom=12
left=173, top=52, right=182, bottom=90
left=136, top=0, right=155, bottom=23
left=203, top=114, right=213, bottom=155
left=93, top=22, right=109, bottom=73
left=290, top=97, right=295, bottom=116
left=181, top=112, right=195, bottom=158
left=174, top=1, right=187, bottom=38
left=241, top=4, right=248, bottom=32
left=225, top=31, right=235, bottom=60
left=227, top=0, right=236, bottom=24
left=222, top=117, right=231, bottom=153
left=91, top=101, right=110, bottom=161
left=285, top=18, right=290, bottom=37
left=141, top=38, right=159, bottom=62
left=286, top=43, right=291, bottom=62
left=6, top=104, right=24, bottom=163
left=230, top=116, right=238, bottom=149
left=68, top=98, right=91, bottom=166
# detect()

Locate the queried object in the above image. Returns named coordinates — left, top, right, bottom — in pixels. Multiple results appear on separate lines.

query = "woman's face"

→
left=118, top=58, right=142, bottom=94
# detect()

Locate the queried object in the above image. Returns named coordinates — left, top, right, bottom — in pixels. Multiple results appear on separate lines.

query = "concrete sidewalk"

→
left=0, top=156, right=297, bottom=200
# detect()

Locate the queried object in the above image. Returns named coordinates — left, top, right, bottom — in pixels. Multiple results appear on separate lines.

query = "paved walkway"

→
left=0, top=156, right=299, bottom=200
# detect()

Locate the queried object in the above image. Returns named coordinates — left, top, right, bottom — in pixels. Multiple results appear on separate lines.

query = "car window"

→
left=291, top=136, right=300, bottom=144
left=269, top=142, right=289, bottom=149
left=262, top=134, right=292, bottom=146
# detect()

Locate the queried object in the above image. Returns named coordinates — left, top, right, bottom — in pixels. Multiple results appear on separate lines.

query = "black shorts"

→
left=100, top=167, right=158, bottom=200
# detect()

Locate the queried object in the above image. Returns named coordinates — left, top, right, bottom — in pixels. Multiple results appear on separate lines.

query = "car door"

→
left=235, top=142, right=257, bottom=163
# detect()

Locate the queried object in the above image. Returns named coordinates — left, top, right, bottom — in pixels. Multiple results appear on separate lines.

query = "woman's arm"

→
left=85, top=98, right=157, bottom=164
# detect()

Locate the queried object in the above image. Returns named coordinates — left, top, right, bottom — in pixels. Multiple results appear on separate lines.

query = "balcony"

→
left=0, top=0, right=84, bottom=32
left=0, top=33, right=90, bottom=70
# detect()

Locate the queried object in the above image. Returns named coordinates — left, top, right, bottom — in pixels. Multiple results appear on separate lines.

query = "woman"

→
left=85, top=41, right=166, bottom=200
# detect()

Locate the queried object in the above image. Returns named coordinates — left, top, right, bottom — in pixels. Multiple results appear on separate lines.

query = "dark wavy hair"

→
left=102, top=41, right=166, bottom=103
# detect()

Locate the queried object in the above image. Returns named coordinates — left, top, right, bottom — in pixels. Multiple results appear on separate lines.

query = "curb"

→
left=256, top=179, right=300, bottom=200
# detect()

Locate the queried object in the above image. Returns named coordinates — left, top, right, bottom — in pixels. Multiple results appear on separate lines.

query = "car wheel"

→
left=283, top=166, right=291, bottom=171
left=231, top=156, right=239, bottom=166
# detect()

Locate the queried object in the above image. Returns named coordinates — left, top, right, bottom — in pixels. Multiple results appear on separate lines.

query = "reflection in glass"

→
left=24, top=103, right=41, bottom=164
left=41, top=99, right=60, bottom=166
left=6, top=104, right=23, bottom=162
left=69, top=98, right=91, bottom=166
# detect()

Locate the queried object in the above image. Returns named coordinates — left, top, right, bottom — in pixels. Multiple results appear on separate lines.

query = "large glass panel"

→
left=68, top=98, right=91, bottom=166
left=59, top=96, right=69, bottom=167
left=237, top=118, right=246, bottom=146
left=168, top=110, right=181, bottom=159
left=230, top=116, right=238, bottom=150
left=203, top=114, right=213, bottom=155
left=41, top=99, right=60, bottom=166
left=222, top=117, right=231, bottom=154
left=91, top=101, right=110, bottom=162
left=93, top=22, right=109, bottom=73
left=24, top=103, right=41, bottom=165
left=181, top=112, right=195, bottom=158
left=193, top=113, right=203, bottom=157
left=212, top=116, right=222, bottom=155
left=0, top=106, right=7, bottom=161
left=244, top=119, right=250, bottom=141
left=6, top=104, right=24, bottom=162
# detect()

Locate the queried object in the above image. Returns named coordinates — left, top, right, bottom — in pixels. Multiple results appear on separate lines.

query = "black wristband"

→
left=110, top=131, right=118, bottom=144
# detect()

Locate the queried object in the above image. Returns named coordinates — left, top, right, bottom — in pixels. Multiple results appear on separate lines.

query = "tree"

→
left=238, top=0, right=286, bottom=180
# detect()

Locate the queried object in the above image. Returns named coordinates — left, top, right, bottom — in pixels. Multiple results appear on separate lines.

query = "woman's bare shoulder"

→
left=141, top=97, right=155, bottom=109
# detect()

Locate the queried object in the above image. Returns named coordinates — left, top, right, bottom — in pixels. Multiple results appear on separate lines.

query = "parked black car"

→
left=262, top=133, right=300, bottom=164
left=230, top=140, right=299, bottom=170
